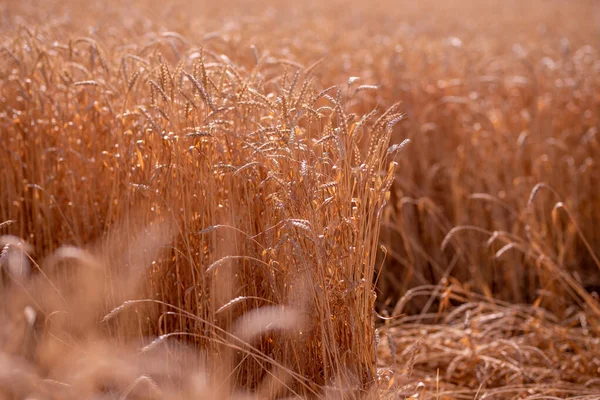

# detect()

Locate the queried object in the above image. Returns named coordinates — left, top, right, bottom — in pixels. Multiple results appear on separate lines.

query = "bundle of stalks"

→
left=0, top=2, right=403, bottom=397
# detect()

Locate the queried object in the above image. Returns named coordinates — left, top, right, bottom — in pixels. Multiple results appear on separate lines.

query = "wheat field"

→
left=1, top=0, right=599, bottom=398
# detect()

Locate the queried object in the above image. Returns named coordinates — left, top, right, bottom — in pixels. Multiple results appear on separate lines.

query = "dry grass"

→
left=1, top=0, right=599, bottom=398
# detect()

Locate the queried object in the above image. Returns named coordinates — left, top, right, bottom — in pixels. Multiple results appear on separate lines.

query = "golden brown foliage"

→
left=1, top=0, right=599, bottom=398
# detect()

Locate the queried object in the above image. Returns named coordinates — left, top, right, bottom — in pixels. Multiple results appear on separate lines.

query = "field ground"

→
left=1, top=0, right=600, bottom=398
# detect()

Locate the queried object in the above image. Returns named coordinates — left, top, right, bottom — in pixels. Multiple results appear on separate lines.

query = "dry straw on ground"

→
left=1, top=0, right=599, bottom=398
